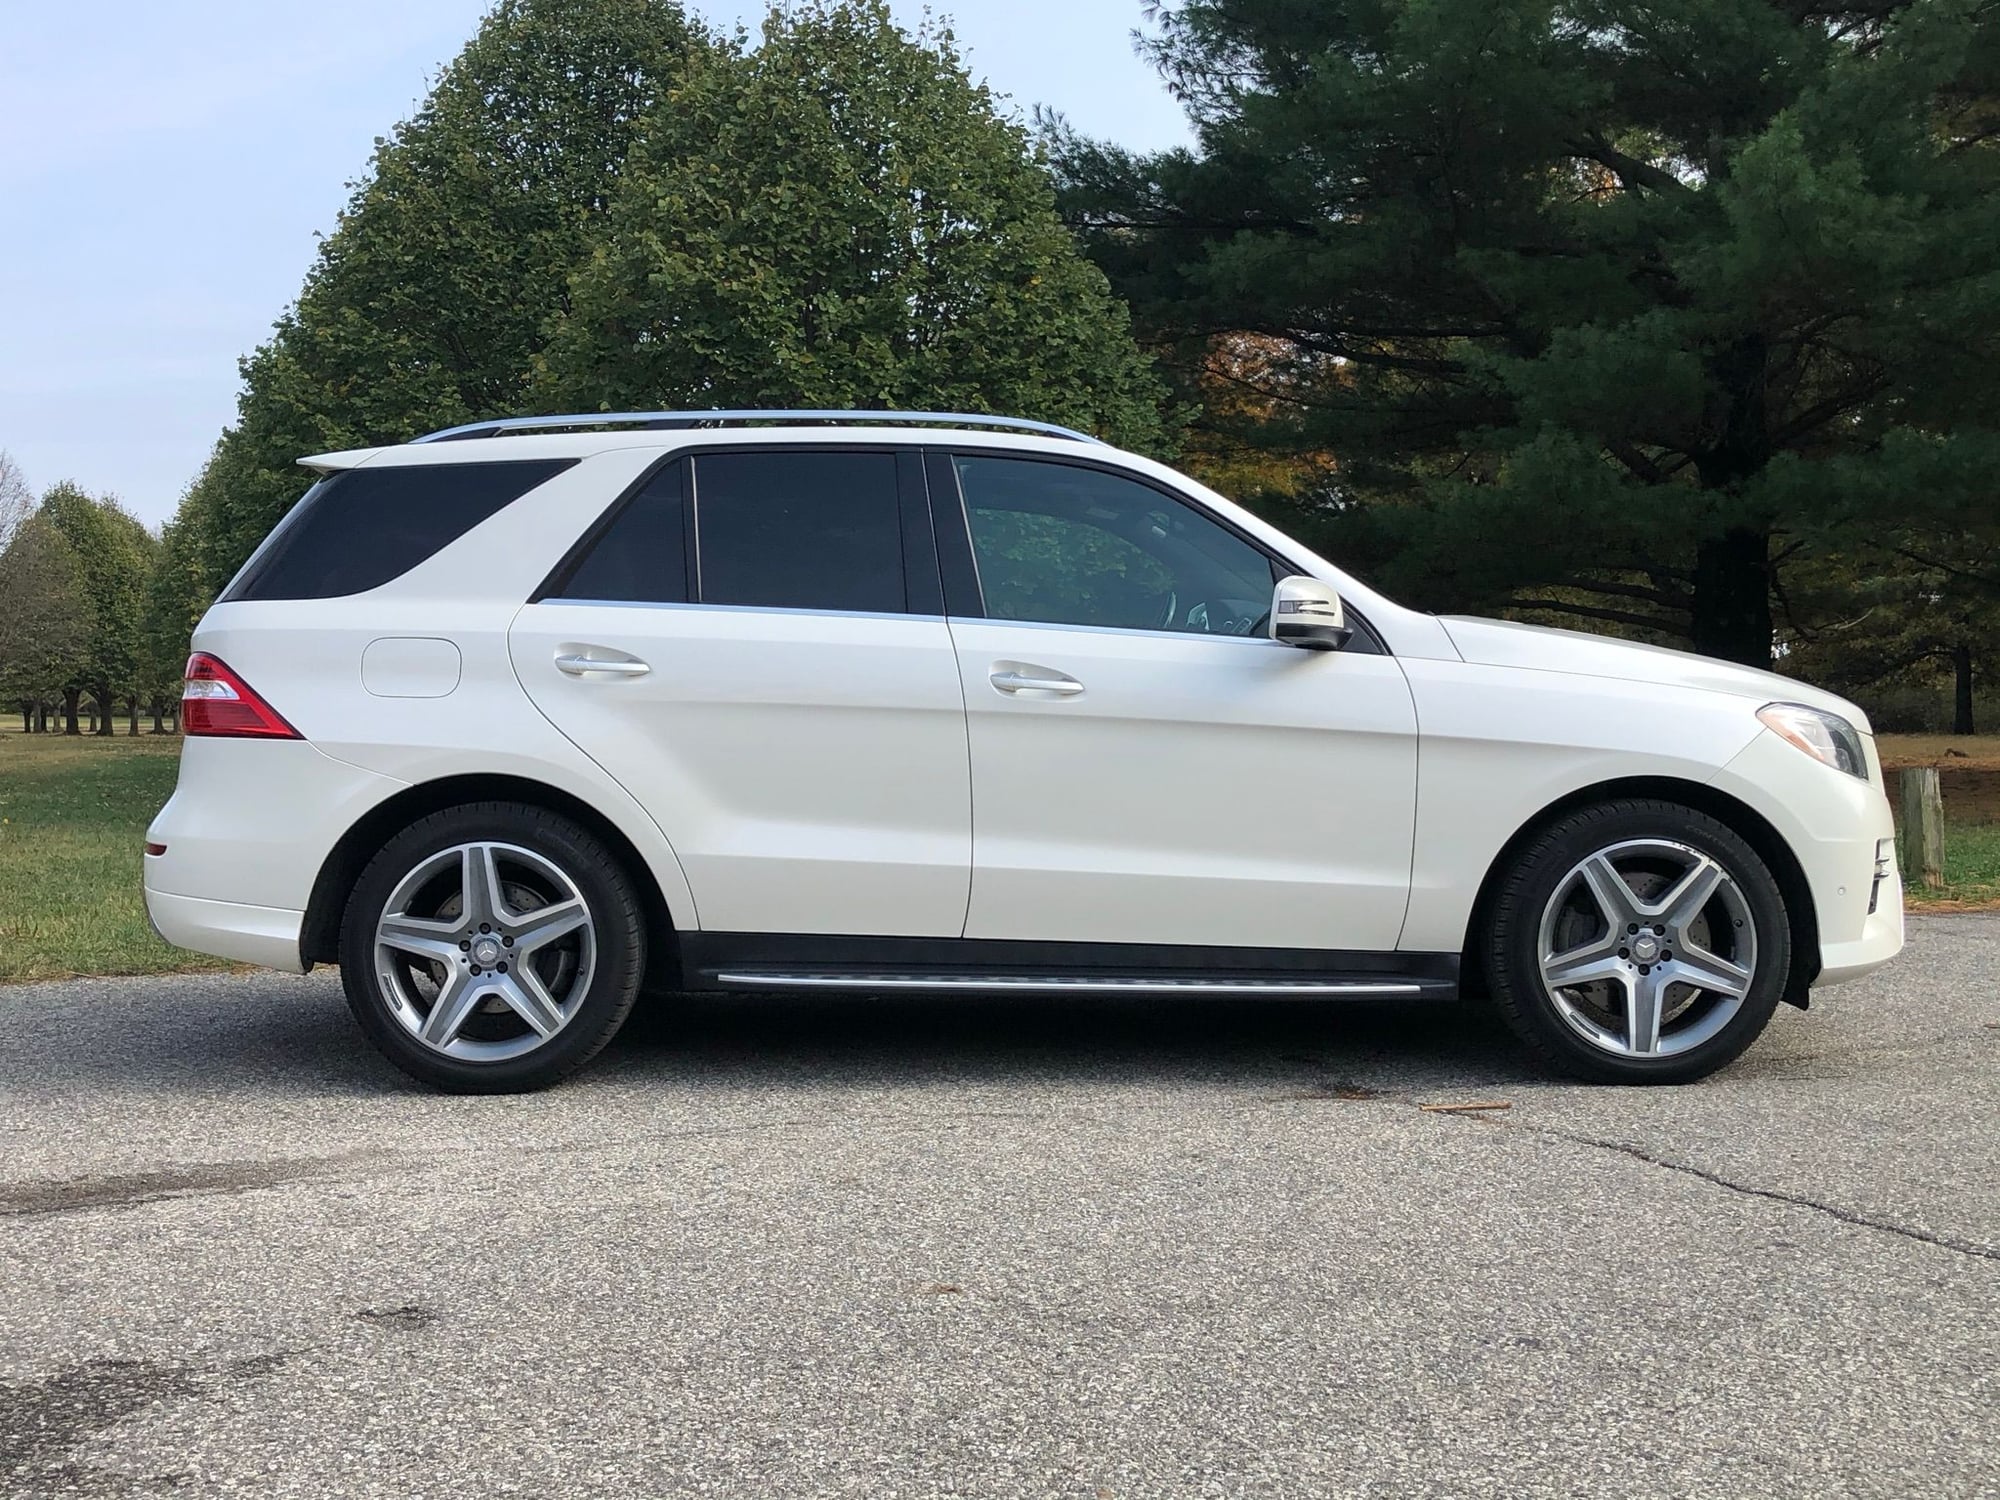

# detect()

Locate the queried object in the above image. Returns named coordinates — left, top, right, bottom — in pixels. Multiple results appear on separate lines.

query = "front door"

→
left=512, top=446, right=970, bottom=937
left=932, top=451, right=1418, bottom=953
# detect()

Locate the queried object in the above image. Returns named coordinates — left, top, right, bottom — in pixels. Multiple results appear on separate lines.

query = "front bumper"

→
left=1817, top=837, right=1905, bottom=986
left=1818, top=890, right=1905, bottom=985
left=1714, top=729, right=1905, bottom=988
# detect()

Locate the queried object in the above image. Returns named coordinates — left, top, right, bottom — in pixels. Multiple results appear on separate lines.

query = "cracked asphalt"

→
left=1, top=914, right=1995, bottom=1498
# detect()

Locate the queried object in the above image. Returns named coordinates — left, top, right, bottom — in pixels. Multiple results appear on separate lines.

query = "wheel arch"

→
left=1459, top=776, right=1820, bottom=1009
left=302, top=773, right=681, bottom=984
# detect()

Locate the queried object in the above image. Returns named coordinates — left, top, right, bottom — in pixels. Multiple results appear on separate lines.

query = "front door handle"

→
left=555, top=651, right=651, bottom=678
left=990, top=667, right=1084, bottom=696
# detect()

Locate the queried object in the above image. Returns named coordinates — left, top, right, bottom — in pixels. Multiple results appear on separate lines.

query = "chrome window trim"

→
left=533, top=597, right=949, bottom=626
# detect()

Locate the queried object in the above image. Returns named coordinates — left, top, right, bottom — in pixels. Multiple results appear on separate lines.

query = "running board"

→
left=677, top=934, right=1461, bottom=999
left=710, top=971, right=1451, bottom=998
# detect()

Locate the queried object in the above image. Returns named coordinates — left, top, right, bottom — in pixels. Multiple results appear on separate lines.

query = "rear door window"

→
left=224, top=459, right=574, bottom=602
left=549, top=461, right=690, bottom=604
left=692, top=450, right=907, bottom=614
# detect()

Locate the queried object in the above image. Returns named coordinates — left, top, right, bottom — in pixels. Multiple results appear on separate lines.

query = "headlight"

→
left=1758, top=702, right=1868, bottom=780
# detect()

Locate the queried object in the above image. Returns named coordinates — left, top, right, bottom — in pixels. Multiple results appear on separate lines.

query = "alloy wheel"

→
left=1534, top=838, right=1758, bottom=1060
left=372, top=841, right=597, bottom=1062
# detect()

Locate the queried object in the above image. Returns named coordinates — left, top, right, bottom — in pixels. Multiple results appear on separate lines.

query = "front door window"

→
left=954, top=455, right=1276, bottom=638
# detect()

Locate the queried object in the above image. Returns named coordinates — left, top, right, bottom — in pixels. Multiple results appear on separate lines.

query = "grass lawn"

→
left=0, top=730, right=233, bottom=983
left=1922, top=823, right=2000, bottom=905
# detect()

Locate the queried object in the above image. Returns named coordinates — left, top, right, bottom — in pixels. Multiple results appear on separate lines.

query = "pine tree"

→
left=1059, top=0, right=2000, bottom=665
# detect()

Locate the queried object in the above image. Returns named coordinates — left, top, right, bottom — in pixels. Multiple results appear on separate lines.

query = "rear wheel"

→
left=1485, top=799, right=1791, bottom=1083
left=339, top=803, right=645, bottom=1092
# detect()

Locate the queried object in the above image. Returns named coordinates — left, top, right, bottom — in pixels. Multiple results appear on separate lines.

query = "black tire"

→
left=1484, top=798, right=1791, bottom=1084
left=339, top=801, right=646, bottom=1093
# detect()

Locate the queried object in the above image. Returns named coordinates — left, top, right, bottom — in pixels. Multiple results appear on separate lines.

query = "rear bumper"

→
left=142, top=738, right=409, bottom=971
left=142, top=887, right=307, bottom=973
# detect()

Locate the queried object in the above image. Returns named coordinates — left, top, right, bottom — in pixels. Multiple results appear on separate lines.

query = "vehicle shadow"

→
left=1, top=974, right=1545, bottom=1100
left=601, top=987, right=1543, bottom=1097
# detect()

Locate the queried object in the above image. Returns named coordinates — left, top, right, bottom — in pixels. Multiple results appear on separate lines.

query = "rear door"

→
left=931, top=450, right=1419, bottom=952
left=510, top=445, right=971, bottom=936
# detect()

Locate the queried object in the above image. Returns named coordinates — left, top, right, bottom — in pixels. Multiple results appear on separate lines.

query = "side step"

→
left=709, top=971, right=1453, bottom=998
left=678, top=934, right=1461, bottom=999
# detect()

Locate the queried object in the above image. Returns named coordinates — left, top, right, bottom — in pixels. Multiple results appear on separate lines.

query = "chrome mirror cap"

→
left=1270, top=576, right=1351, bottom=651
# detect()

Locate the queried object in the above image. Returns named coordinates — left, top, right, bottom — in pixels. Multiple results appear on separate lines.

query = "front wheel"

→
left=339, top=802, right=646, bottom=1093
left=1485, top=799, right=1791, bottom=1084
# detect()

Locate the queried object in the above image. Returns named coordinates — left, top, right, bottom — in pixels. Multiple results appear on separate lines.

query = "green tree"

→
left=40, top=485, right=152, bottom=735
left=538, top=0, right=1169, bottom=449
left=0, top=510, right=89, bottom=732
left=139, top=507, right=213, bottom=732
left=1058, top=0, right=2000, bottom=665
left=185, top=0, right=711, bottom=588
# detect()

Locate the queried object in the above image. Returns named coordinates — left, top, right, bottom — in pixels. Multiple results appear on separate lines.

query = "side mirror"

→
left=1269, top=576, right=1351, bottom=651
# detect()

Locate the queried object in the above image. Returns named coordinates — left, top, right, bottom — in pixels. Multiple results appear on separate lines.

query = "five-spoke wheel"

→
left=1487, top=800, right=1790, bottom=1083
left=373, top=841, right=597, bottom=1062
left=1536, top=839, right=1757, bottom=1059
left=341, top=804, right=645, bottom=1092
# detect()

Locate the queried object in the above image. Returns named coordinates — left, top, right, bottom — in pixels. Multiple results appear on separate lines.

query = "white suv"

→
left=144, top=410, right=1904, bottom=1092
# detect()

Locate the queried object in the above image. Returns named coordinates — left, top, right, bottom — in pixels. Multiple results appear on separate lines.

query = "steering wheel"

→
left=1155, top=588, right=1179, bottom=630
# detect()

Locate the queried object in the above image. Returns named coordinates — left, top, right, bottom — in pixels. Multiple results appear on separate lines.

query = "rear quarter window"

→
left=222, top=459, right=575, bottom=602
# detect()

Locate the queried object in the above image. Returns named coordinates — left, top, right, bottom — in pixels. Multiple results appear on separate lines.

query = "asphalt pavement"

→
left=1, top=914, right=1995, bottom=1498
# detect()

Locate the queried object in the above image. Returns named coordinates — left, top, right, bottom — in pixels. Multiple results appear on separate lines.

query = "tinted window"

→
left=694, top=451, right=905, bottom=613
left=955, top=457, right=1276, bottom=636
left=224, top=459, right=573, bottom=602
left=554, top=462, right=688, bottom=604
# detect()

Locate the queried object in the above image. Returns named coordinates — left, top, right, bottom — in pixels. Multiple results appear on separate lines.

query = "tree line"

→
left=0, top=452, right=199, bottom=735
left=3, top=0, right=1994, bottom=735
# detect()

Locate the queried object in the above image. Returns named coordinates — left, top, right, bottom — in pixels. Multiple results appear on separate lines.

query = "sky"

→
left=0, top=0, right=1193, bottom=529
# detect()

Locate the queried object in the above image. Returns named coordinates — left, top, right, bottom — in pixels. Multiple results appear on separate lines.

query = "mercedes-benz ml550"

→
left=144, top=410, right=1904, bottom=1092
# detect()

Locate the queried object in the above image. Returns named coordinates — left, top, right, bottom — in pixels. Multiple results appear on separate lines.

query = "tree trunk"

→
left=62, top=688, right=81, bottom=735
left=1953, top=642, right=1975, bottom=736
left=128, top=697, right=140, bottom=735
left=151, top=699, right=167, bottom=734
left=1687, top=336, right=1775, bottom=668
left=1689, top=528, right=1773, bottom=667
left=17, top=703, right=27, bottom=733
left=95, top=683, right=115, bottom=736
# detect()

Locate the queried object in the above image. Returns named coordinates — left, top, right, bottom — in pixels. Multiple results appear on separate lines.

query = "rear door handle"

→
left=555, top=651, right=651, bottom=678
left=990, top=667, right=1083, bottom=696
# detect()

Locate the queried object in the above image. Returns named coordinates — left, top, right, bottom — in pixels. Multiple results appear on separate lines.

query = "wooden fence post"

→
left=1897, top=767, right=1945, bottom=890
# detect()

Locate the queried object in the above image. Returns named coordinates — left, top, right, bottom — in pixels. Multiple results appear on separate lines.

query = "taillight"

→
left=182, top=653, right=302, bottom=739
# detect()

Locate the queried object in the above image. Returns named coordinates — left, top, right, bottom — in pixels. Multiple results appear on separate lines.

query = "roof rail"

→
left=411, top=409, right=1105, bottom=445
